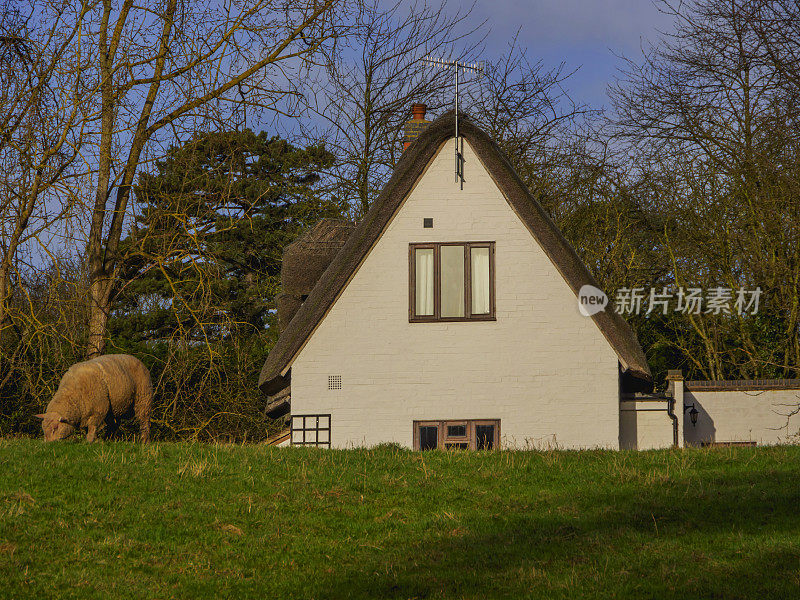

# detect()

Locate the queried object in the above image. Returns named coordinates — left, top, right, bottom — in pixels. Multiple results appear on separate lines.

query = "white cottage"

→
left=259, top=109, right=653, bottom=450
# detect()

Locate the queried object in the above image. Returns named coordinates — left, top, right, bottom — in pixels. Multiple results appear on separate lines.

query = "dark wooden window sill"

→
left=409, top=315, right=496, bottom=323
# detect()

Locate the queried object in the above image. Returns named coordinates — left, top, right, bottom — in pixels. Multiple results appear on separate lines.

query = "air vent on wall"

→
left=423, top=218, right=433, bottom=228
left=328, top=375, right=342, bottom=390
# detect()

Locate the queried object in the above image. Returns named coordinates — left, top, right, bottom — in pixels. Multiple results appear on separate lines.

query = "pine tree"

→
left=112, top=130, right=341, bottom=346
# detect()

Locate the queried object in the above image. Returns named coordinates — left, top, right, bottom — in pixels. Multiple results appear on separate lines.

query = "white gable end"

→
left=290, top=139, right=621, bottom=449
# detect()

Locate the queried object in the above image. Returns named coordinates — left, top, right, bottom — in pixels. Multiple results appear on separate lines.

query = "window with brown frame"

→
left=409, top=242, right=495, bottom=322
left=413, top=419, right=500, bottom=450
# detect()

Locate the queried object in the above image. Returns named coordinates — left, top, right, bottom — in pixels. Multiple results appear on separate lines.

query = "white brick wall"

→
left=290, top=139, right=622, bottom=449
left=684, top=387, right=800, bottom=445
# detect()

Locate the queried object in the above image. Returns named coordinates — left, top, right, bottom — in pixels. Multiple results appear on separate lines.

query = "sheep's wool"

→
left=44, top=354, right=152, bottom=442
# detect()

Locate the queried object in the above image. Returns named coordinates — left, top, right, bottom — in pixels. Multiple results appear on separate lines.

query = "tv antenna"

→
left=424, top=57, right=484, bottom=189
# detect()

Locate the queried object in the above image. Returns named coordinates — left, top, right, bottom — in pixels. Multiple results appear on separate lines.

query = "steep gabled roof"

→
left=259, top=113, right=651, bottom=394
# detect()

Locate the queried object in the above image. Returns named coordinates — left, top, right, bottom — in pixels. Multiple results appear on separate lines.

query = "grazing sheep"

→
left=35, top=354, right=152, bottom=443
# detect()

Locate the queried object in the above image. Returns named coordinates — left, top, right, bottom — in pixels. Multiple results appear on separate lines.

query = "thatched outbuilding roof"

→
left=280, top=219, right=355, bottom=297
left=263, top=385, right=291, bottom=419
left=276, top=219, right=354, bottom=332
left=259, top=112, right=651, bottom=394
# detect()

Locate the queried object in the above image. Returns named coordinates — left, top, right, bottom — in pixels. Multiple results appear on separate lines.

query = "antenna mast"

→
left=424, top=57, right=483, bottom=188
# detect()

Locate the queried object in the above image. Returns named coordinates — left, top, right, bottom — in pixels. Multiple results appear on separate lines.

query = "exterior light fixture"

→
left=684, top=403, right=699, bottom=426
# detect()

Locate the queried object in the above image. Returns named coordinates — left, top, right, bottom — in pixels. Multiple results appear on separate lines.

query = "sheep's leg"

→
left=85, top=415, right=102, bottom=443
left=104, top=413, right=120, bottom=440
left=138, top=418, right=150, bottom=443
left=135, top=388, right=152, bottom=444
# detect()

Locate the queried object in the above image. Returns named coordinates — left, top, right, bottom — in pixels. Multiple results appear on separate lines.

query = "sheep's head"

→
left=34, top=413, right=76, bottom=441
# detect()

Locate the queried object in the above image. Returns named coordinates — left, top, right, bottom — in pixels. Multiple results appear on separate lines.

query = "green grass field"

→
left=2, top=440, right=800, bottom=599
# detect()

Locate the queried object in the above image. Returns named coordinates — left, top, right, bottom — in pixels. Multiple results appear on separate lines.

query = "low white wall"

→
left=619, top=399, right=675, bottom=450
left=620, top=379, right=800, bottom=450
left=683, top=382, right=800, bottom=446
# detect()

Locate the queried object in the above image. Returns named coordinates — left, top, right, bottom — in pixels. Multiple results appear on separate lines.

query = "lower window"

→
left=413, top=419, right=500, bottom=451
left=291, top=414, right=331, bottom=447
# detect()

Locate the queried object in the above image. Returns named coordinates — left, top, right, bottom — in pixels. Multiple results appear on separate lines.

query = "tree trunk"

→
left=0, top=260, right=16, bottom=390
left=0, top=262, right=11, bottom=365
left=86, top=274, right=113, bottom=358
left=85, top=0, right=116, bottom=359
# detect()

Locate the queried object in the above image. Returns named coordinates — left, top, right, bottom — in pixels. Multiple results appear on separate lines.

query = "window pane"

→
left=415, top=249, right=434, bottom=316
left=445, top=442, right=468, bottom=450
left=476, top=425, right=495, bottom=450
left=447, top=425, right=466, bottom=437
left=471, top=247, right=490, bottom=315
left=420, top=426, right=438, bottom=450
left=441, top=245, right=465, bottom=317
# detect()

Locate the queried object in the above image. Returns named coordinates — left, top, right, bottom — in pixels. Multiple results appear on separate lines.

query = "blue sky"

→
left=468, top=0, right=674, bottom=110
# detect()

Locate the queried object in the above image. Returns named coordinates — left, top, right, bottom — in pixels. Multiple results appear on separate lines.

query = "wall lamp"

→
left=684, top=403, right=699, bottom=426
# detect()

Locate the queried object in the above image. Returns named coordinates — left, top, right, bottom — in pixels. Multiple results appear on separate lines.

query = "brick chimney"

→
left=403, top=103, right=431, bottom=150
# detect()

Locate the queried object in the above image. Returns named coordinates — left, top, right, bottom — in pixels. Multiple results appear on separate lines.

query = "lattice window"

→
left=291, top=414, right=331, bottom=447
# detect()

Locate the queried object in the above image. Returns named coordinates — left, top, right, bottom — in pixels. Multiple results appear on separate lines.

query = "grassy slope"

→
left=1, top=440, right=800, bottom=599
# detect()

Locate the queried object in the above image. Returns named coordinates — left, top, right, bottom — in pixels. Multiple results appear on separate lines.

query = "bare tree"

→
left=750, top=0, right=800, bottom=91
left=73, top=0, right=343, bottom=357
left=301, top=0, right=481, bottom=216
left=464, top=35, right=592, bottom=219
left=610, top=0, right=800, bottom=379
left=0, top=0, right=94, bottom=354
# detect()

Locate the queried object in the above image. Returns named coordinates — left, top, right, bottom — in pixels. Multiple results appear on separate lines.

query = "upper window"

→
left=409, top=242, right=495, bottom=322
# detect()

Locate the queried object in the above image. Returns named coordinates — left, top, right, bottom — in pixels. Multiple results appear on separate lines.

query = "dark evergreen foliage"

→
left=101, top=130, right=342, bottom=441
left=113, top=129, right=340, bottom=344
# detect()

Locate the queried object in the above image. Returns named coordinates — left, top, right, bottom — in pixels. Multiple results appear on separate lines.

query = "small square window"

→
left=328, top=375, right=342, bottom=390
left=423, top=218, right=433, bottom=228
left=291, top=414, right=332, bottom=448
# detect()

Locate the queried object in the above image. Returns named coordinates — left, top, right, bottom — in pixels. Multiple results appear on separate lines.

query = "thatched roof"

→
left=277, top=219, right=355, bottom=332
left=259, top=112, right=652, bottom=394
left=263, top=385, right=291, bottom=419
left=281, top=219, right=355, bottom=297
left=284, top=218, right=355, bottom=253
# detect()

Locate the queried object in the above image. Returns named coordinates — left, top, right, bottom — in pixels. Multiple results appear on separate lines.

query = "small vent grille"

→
left=328, top=375, right=342, bottom=390
left=423, top=218, right=433, bottom=228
